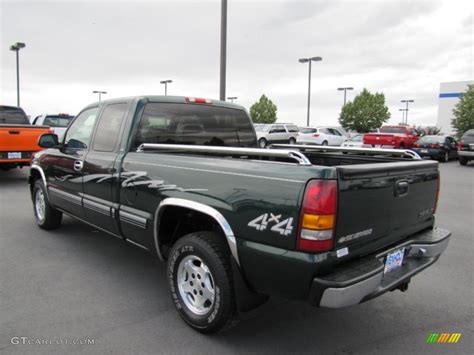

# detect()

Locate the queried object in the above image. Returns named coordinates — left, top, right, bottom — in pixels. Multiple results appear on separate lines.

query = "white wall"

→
left=437, top=80, right=473, bottom=134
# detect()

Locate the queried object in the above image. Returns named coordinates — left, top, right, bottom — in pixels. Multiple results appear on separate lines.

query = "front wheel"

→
left=459, top=157, right=468, bottom=165
left=167, top=232, right=237, bottom=333
left=440, top=151, right=449, bottom=163
left=33, top=180, right=62, bottom=229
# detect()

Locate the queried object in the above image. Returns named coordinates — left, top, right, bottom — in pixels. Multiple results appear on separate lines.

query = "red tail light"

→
left=458, top=141, right=463, bottom=150
left=297, top=180, right=337, bottom=252
left=312, top=134, right=320, bottom=137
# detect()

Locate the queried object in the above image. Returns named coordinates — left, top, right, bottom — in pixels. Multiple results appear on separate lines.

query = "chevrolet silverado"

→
left=29, top=96, right=451, bottom=333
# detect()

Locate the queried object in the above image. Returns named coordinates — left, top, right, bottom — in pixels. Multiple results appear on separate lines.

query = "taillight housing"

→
left=185, top=97, right=212, bottom=104
left=312, top=134, right=320, bottom=137
left=458, top=141, right=463, bottom=150
left=297, top=180, right=337, bottom=252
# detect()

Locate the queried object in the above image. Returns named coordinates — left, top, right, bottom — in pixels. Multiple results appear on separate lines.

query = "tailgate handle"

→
left=394, top=180, right=409, bottom=197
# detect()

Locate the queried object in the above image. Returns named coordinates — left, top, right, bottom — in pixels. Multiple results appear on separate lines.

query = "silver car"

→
left=297, top=127, right=346, bottom=146
left=254, top=123, right=299, bottom=148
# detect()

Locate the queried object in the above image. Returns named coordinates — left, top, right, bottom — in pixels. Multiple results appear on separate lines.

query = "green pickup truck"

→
left=29, top=96, right=451, bottom=333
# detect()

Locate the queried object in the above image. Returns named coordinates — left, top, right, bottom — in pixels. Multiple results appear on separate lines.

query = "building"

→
left=437, top=80, right=473, bottom=134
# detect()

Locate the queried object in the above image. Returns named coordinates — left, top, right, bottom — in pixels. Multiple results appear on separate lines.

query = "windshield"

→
left=417, top=135, right=445, bottom=144
left=43, top=115, right=74, bottom=127
left=0, top=106, right=29, bottom=125
left=380, top=127, right=406, bottom=134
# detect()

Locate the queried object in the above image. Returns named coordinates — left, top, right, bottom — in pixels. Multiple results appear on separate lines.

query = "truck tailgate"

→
left=0, top=125, right=51, bottom=153
left=334, top=160, right=438, bottom=256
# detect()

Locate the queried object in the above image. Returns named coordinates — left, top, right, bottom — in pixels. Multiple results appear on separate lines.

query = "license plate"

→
left=384, top=248, right=405, bottom=274
left=421, top=149, right=428, bottom=153
left=8, top=152, right=22, bottom=159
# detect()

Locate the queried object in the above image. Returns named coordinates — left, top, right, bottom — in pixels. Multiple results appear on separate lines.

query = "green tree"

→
left=338, top=88, right=390, bottom=132
left=250, top=94, right=277, bottom=123
left=452, top=84, right=474, bottom=137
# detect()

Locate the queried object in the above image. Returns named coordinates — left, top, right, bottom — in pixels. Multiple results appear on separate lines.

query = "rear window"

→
left=43, top=115, right=74, bottom=127
left=417, top=136, right=445, bottom=144
left=133, top=103, right=257, bottom=149
left=380, top=127, right=406, bottom=134
left=0, top=106, right=29, bottom=125
left=299, top=127, right=317, bottom=134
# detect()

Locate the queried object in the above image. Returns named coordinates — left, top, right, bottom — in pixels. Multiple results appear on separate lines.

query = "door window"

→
left=64, top=107, right=99, bottom=149
left=92, top=103, right=128, bottom=151
left=270, top=125, right=286, bottom=133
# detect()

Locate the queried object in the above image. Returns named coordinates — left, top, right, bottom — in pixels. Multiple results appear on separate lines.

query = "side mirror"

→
left=38, top=133, right=59, bottom=148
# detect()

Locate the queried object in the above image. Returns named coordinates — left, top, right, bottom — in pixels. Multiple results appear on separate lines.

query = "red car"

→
left=363, top=125, right=419, bottom=149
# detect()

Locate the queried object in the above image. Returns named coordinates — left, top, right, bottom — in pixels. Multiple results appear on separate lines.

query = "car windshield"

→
left=380, top=127, right=406, bottom=134
left=299, top=127, right=317, bottom=134
left=0, top=106, right=29, bottom=125
left=417, top=136, right=445, bottom=144
left=43, top=115, right=74, bottom=127
left=349, top=134, right=363, bottom=142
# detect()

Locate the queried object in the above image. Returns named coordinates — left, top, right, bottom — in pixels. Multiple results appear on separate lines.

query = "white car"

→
left=341, top=133, right=365, bottom=148
left=296, top=127, right=346, bottom=146
left=31, top=114, right=75, bottom=140
left=254, top=123, right=299, bottom=148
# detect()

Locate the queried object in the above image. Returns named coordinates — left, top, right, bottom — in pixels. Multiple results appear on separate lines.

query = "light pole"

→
left=337, top=87, right=354, bottom=106
left=399, top=108, right=408, bottom=124
left=9, top=42, right=26, bottom=107
left=401, top=99, right=414, bottom=125
left=220, top=0, right=227, bottom=101
left=299, top=56, right=322, bottom=126
left=92, top=90, right=107, bottom=102
left=227, top=96, right=237, bottom=103
left=160, top=80, right=173, bottom=95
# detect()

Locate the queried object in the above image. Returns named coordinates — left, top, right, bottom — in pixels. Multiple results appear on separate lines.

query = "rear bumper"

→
left=309, top=227, right=451, bottom=308
left=458, top=151, right=474, bottom=158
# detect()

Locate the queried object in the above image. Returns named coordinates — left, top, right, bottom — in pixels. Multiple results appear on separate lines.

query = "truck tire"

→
left=167, top=231, right=237, bottom=333
left=459, top=157, right=468, bottom=166
left=258, top=138, right=267, bottom=148
left=33, top=180, right=62, bottom=229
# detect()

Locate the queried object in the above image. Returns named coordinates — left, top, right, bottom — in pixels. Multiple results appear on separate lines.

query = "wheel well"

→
left=157, top=206, right=228, bottom=259
left=29, top=169, right=42, bottom=194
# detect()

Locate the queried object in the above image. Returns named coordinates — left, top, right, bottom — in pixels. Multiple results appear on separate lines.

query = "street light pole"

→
left=92, top=90, right=107, bottom=102
left=401, top=99, right=414, bottom=125
left=9, top=42, right=26, bottom=107
left=299, top=56, right=322, bottom=126
left=399, top=108, right=407, bottom=124
left=160, top=80, right=173, bottom=95
left=219, top=0, right=227, bottom=101
left=227, top=96, right=237, bottom=103
left=337, top=87, right=354, bottom=106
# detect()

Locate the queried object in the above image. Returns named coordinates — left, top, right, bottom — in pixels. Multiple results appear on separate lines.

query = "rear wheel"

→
left=322, top=140, right=328, bottom=146
left=258, top=138, right=267, bottom=148
left=288, top=137, right=296, bottom=145
left=167, top=232, right=237, bottom=333
left=33, top=180, right=62, bottom=229
left=459, top=157, right=468, bottom=166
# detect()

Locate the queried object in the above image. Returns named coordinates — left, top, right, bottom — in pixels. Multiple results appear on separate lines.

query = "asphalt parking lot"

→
left=1, top=162, right=473, bottom=354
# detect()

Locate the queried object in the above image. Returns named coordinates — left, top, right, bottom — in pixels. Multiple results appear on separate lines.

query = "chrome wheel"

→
left=177, top=255, right=215, bottom=315
left=35, top=189, right=46, bottom=222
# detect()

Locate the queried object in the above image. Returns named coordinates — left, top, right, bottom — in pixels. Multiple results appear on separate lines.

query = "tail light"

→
left=433, top=173, right=440, bottom=214
left=185, top=97, right=212, bottom=104
left=458, top=141, right=463, bottom=150
left=312, top=134, right=320, bottom=137
left=297, top=180, right=337, bottom=252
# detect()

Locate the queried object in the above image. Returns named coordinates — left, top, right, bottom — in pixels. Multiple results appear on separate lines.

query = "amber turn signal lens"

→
left=302, top=214, right=335, bottom=230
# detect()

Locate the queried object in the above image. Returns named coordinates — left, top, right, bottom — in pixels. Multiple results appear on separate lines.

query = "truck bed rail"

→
left=136, top=143, right=312, bottom=165
left=272, top=144, right=421, bottom=160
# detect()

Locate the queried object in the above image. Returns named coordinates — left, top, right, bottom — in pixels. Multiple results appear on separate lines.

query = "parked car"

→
left=297, top=127, right=346, bottom=146
left=341, top=133, right=365, bottom=148
left=363, top=125, right=419, bottom=149
left=0, top=105, right=52, bottom=170
left=254, top=123, right=299, bottom=148
left=32, top=113, right=74, bottom=139
left=412, top=135, right=458, bottom=162
left=458, top=129, right=474, bottom=165
left=29, top=95, right=450, bottom=333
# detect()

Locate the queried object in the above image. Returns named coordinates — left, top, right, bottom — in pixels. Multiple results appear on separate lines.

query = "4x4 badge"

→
left=248, top=213, right=294, bottom=236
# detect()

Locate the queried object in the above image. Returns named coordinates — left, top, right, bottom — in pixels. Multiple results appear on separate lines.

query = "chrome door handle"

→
left=74, top=160, right=83, bottom=172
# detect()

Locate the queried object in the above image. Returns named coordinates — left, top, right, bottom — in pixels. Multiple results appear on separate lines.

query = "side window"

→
left=92, top=103, right=128, bottom=152
left=64, top=107, right=99, bottom=149
left=287, top=125, right=299, bottom=133
left=271, top=125, right=285, bottom=133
